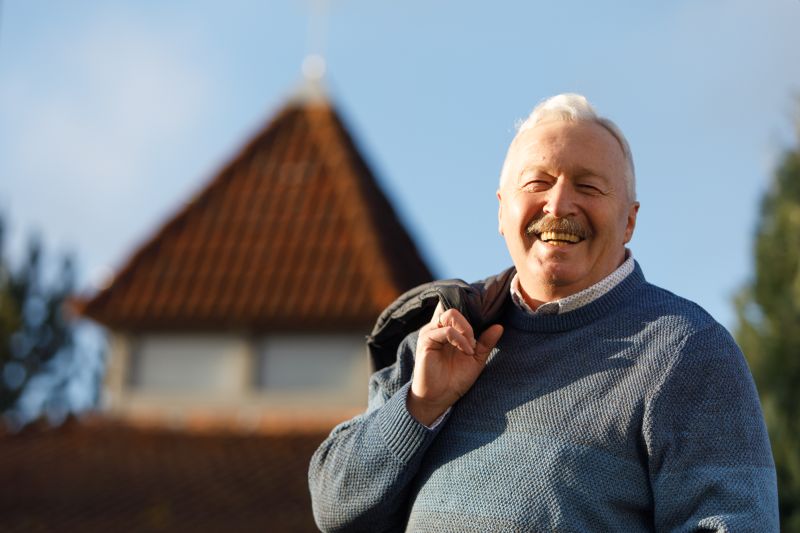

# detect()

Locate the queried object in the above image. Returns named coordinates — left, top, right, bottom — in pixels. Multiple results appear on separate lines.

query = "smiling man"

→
left=309, top=94, right=778, bottom=532
left=498, top=112, right=638, bottom=307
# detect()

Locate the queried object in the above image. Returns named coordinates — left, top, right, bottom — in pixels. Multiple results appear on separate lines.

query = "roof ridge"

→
left=77, top=96, right=432, bottom=331
left=302, top=105, right=403, bottom=310
left=76, top=104, right=296, bottom=315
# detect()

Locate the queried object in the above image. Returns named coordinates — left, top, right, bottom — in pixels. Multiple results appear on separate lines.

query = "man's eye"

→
left=522, top=180, right=550, bottom=191
left=578, top=183, right=602, bottom=194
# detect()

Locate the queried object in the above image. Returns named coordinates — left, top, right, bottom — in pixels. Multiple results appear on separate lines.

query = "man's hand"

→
left=407, top=303, right=504, bottom=426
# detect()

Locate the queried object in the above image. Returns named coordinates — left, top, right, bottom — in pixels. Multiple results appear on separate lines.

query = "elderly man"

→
left=309, top=94, right=778, bottom=532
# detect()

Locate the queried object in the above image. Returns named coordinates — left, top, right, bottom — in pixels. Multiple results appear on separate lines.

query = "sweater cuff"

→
left=377, top=382, right=442, bottom=464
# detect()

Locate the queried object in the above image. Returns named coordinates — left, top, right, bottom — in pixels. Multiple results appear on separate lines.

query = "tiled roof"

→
left=0, top=416, right=330, bottom=532
left=77, top=93, right=432, bottom=331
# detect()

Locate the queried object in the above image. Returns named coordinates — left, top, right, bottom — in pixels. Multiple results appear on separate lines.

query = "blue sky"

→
left=1, top=0, right=799, bottom=334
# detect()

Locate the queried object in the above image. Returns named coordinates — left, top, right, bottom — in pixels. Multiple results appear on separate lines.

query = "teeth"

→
left=539, top=231, right=581, bottom=243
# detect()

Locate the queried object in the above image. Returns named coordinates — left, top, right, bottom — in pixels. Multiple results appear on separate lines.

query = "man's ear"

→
left=623, top=201, right=640, bottom=244
left=497, top=189, right=504, bottom=236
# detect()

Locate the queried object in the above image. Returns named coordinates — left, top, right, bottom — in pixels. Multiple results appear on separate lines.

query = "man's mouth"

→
left=537, top=231, right=582, bottom=246
left=526, top=215, right=591, bottom=246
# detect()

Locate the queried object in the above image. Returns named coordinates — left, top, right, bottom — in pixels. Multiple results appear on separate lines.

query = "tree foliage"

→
left=736, top=118, right=800, bottom=531
left=0, top=214, right=78, bottom=421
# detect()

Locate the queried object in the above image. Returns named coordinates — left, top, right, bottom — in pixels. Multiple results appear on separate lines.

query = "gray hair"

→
left=499, top=93, right=636, bottom=200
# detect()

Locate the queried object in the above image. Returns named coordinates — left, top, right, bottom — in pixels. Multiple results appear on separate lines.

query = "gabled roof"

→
left=78, top=93, right=432, bottom=332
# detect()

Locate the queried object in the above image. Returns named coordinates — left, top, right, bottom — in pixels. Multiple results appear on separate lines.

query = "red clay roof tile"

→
left=77, top=96, right=432, bottom=332
left=0, top=417, right=331, bottom=532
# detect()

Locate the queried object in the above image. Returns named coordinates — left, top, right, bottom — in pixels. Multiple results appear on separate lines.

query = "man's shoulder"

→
left=620, top=274, right=744, bottom=382
left=633, top=276, right=728, bottom=338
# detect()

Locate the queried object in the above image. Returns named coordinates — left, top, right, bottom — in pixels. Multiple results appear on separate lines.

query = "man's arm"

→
left=645, top=323, right=779, bottom=532
left=308, top=336, right=441, bottom=533
left=309, top=307, right=502, bottom=532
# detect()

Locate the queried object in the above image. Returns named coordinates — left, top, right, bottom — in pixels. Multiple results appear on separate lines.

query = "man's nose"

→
left=543, top=179, right=577, bottom=218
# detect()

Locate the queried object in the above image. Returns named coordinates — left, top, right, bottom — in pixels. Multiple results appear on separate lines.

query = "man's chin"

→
left=531, top=245, right=585, bottom=272
left=528, top=260, right=587, bottom=291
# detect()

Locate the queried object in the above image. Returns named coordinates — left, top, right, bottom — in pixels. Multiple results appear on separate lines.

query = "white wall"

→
left=105, top=332, right=370, bottom=421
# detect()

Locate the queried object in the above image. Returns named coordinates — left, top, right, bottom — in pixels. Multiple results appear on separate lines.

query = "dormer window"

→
left=257, top=335, right=366, bottom=392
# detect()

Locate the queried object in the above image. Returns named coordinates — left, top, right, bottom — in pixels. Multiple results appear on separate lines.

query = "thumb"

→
left=475, top=324, right=504, bottom=360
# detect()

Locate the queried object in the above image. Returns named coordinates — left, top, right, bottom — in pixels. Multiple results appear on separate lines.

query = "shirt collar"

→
left=510, top=250, right=634, bottom=316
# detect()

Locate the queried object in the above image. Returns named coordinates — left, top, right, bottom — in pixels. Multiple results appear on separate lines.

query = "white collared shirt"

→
left=510, top=250, right=634, bottom=315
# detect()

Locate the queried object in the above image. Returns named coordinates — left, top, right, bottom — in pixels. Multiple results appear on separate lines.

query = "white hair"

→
left=499, top=93, right=636, bottom=200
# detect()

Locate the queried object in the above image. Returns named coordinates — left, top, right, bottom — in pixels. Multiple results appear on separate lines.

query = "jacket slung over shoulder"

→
left=365, top=267, right=516, bottom=372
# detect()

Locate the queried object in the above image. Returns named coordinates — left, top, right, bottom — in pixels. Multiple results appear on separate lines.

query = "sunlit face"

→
left=497, top=119, right=639, bottom=306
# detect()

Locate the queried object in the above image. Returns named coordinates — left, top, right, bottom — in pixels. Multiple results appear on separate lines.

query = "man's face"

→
left=497, top=119, right=639, bottom=305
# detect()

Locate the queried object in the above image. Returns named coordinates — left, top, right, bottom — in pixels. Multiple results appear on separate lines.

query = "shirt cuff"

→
left=428, top=411, right=450, bottom=429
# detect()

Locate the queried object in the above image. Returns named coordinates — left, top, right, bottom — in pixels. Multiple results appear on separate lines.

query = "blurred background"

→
left=1, top=0, right=799, bottom=531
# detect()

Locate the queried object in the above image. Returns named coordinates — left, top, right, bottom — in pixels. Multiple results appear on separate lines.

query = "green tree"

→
left=0, top=213, right=78, bottom=420
left=736, top=117, right=800, bottom=531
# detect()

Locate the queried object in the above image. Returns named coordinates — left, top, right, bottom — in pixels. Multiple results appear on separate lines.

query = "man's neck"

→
left=518, top=278, right=600, bottom=311
left=513, top=250, right=634, bottom=314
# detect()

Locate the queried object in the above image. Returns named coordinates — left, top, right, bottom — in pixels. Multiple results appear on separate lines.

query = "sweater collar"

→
left=510, top=250, right=635, bottom=315
left=503, top=261, right=646, bottom=333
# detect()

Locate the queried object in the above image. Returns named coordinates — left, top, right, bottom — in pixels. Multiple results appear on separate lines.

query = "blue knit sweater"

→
left=309, top=265, right=778, bottom=532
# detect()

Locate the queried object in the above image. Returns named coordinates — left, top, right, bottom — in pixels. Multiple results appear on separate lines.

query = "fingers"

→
left=433, top=308, right=475, bottom=347
left=427, top=307, right=477, bottom=355
left=422, top=305, right=503, bottom=359
left=423, top=322, right=503, bottom=361
left=424, top=324, right=476, bottom=355
left=475, top=324, right=504, bottom=362
left=438, top=308, right=474, bottom=335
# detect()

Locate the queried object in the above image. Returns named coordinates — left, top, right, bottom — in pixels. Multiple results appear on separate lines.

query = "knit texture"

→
left=309, top=265, right=778, bottom=532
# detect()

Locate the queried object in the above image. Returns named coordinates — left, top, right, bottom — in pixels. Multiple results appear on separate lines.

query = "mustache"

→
left=525, top=215, right=593, bottom=239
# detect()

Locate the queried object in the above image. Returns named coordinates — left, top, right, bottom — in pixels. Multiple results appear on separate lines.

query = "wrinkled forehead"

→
left=506, top=119, right=629, bottom=178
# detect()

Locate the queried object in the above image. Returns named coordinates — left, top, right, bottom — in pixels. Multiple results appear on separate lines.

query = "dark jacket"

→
left=365, top=267, right=516, bottom=372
